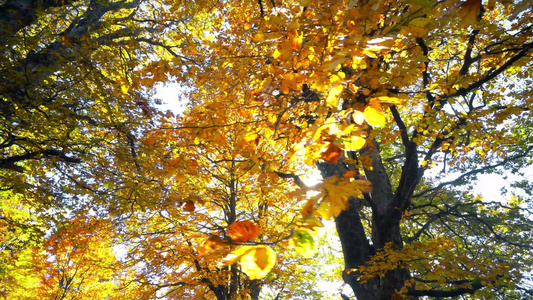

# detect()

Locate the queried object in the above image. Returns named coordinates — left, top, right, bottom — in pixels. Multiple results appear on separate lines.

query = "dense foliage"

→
left=1, top=0, right=532, bottom=299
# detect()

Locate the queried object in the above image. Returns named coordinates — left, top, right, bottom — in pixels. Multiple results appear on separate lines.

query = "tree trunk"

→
left=320, top=141, right=412, bottom=299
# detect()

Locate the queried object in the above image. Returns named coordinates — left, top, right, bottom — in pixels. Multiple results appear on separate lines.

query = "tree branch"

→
left=441, top=42, right=533, bottom=100
left=459, top=29, right=480, bottom=76
left=390, top=106, right=410, bottom=148
left=273, top=171, right=305, bottom=188
left=0, top=149, right=81, bottom=172
left=414, top=146, right=533, bottom=198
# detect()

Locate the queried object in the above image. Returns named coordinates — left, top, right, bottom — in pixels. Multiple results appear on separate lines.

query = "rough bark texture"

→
left=319, top=141, right=413, bottom=299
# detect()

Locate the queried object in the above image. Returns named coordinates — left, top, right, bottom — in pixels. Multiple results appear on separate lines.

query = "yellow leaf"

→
left=243, top=132, right=259, bottom=143
left=326, top=84, right=344, bottom=108
left=375, top=96, right=403, bottom=104
left=120, top=85, right=129, bottom=94
left=224, top=246, right=276, bottom=279
left=364, top=106, right=386, bottom=127
left=273, top=49, right=281, bottom=60
left=344, top=136, right=366, bottom=150
left=350, top=110, right=365, bottom=125
left=252, top=32, right=265, bottom=43
left=318, top=177, right=371, bottom=219
left=341, top=123, right=356, bottom=135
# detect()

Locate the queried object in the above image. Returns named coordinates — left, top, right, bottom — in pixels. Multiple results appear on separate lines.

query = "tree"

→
left=175, top=0, right=533, bottom=298
left=2, top=0, right=533, bottom=299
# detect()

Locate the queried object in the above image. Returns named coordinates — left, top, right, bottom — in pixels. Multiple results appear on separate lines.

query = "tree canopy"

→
left=1, top=0, right=532, bottom=299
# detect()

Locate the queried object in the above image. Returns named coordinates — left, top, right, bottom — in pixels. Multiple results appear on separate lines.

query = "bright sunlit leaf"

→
left=224, top=245, right=276, bottom=279
left=364, top=106, right=386, bottom=127
left=326, top=84, right=344, bottom=108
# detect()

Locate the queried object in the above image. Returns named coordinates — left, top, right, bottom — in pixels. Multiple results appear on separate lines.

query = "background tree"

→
left=0, top=0, right=213, bottom=297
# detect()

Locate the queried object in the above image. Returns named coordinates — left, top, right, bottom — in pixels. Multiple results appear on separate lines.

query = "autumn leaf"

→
left=318, top=177, right=371, bottom=219
left=292, top=231, right=315, bottom=258
left=184, top=201, right=195, bottom=212
left=459, top=0, right=481, bottom=22
left=224, top=245, right=276, bottom=279
left=252, top=31, right=265, bottom=42
left=120, top=85, right=129, bottom=94
left=321, top=142, right=343, bottom=163
left=4, top=0, right=533, bottom=299
left=343, top=136, right=366, bottom=151
left=326, top=84, right=344, bottom=108
left=227, top=220, right=259, bottom=241
left=199, top=236, right=227, bottom=255
left=364, top=105, right=386, bottom=127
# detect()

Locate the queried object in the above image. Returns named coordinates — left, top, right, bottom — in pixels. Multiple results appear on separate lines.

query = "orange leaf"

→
left=343, top=170, right=358, bottom=178
left=199, top=236, right=226, bottom=255
left=321, top=143, right=343, bottom=163
left=227, top=220, right=259, bottom=241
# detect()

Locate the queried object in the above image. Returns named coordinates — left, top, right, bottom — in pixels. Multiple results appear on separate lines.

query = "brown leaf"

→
left=184, top=201, right=195, bottom=212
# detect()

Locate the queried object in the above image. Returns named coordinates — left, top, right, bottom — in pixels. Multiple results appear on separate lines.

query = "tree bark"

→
left=320, top=140, right=412, bottom=299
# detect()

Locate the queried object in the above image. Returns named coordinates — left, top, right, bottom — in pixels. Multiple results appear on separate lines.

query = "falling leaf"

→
left=343, top=170, right=358, bottom=178
left=224, top=245, right=277, bottom=279
left=459, top=0, right=481, bottom=22
left=227, top=220, right=259, bottom=241
left=292, top=231, right=315, bottom=258
left=296, top=217, right=323, bottom=232
left=375, top=96, right=403, bottom=104
left=252, top=32, right=265, bottom=42
left=318, top=177, right=372, bottom=219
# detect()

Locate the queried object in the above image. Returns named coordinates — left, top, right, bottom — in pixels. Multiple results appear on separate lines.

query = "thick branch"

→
left=273, top=171, right=304, bottom=188
left=416, top=37, right=436, bottom=106
left=0, top=149, right=81, bottom=172
left=459, top=29, right=480, bottom=76
left=390, top=106, right=410, bottom=148
left=0, top=0, right=75, bottom=42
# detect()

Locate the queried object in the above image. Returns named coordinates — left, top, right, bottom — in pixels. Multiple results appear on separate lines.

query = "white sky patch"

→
left=154, top=82, right=187, bottom=114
